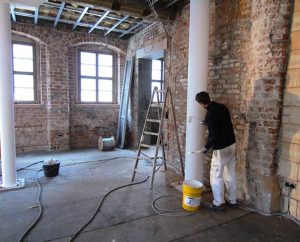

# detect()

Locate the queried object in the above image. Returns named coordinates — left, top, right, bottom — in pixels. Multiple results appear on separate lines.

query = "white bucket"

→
left=98, top=136, right=116, bottom=151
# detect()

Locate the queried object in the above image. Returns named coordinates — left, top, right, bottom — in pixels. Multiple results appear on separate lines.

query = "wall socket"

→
left=285, top=181, right=296, bottom=189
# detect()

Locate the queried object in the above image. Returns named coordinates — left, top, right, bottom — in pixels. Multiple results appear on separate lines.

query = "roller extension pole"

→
left=184, top=0, right=210, bottom=182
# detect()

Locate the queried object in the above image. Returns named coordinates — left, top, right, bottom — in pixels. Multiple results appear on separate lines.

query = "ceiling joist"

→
left=10, top=0, right=182, bottom=38
left=73, top=6, right=89, bottom=30
left=54, top=1, right=65, bottom=28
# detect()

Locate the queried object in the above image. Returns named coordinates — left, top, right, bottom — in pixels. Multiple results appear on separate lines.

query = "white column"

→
left=185, top=0, right=210, bottom=182
left=0, top=1, right=17, bottom=188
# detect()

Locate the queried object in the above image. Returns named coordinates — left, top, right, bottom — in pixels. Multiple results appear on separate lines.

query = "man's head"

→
left=195, top=92, right=211, bottom=109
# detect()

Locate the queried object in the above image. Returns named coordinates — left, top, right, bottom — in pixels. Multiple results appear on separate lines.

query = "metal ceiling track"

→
left=11, top=1, right=149, bottom=38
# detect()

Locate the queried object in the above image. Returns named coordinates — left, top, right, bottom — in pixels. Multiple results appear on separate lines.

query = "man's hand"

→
left=200, top=147, right=208, bottom=154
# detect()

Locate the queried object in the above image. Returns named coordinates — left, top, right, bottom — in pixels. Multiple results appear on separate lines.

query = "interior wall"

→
left=137, top=59, right=152, bottom=144
left=11, top=22, right=127, bottom=152
left=127, top=0, right=293, bottom=213
left=278, top=0, right=300, bottom=221
left=126, top=24, right=168, bottom=147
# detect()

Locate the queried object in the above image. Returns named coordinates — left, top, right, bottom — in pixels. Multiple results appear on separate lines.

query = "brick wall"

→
left=278, top=0, right=300, bottom=221
left=126, top=0, right=292, bottom=213
left=11, top=22, right=127, bottom=152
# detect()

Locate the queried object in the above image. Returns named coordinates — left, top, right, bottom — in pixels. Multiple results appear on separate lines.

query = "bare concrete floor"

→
left=1, top=148, right=299, bottom=242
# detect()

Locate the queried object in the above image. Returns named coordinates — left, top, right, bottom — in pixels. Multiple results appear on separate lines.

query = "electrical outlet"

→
left=285, top=181, right=296, bottom=189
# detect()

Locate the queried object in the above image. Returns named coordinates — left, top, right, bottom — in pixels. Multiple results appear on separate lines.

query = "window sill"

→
left=73, top=103, right=120, bottom=108
left=14, top=103, right=43, bottom=108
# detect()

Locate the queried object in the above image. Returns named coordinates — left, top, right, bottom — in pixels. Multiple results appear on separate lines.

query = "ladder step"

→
left=154, top=90, right=166, bottom=93
left=140, top=143, right=155, bottom=148
left=140, top=151, right=152, bottom=159
left=143, top=131, right=159, bottom=136
left=137, top=156, right=151, bottom=161
left=134, top=169, right=150, bottom=176
left=146, top=119, right=160, bottom=123
left=150, top=103, right=163, bottom=108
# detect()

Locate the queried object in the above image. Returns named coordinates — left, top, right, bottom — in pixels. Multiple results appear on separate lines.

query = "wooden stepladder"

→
left=131, top=86, right=184, bottom=190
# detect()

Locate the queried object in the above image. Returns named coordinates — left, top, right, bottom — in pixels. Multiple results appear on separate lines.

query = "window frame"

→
left=78, top=48, right=117, bottom=104
left=151, top=59, right=164, bottom=102
left=12, top=41, right=39, bottom=104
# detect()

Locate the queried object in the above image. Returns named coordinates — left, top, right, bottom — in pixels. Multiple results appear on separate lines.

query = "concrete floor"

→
left=0, top=148, right=299, bottom=242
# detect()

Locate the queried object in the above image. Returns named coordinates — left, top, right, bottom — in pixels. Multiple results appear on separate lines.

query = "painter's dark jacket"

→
left=204, top=101, right=236, bottom=150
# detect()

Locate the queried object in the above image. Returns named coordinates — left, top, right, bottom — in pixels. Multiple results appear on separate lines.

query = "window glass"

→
left=80, top=52, right=96, bottom=65
left=152, top=70, right=161, bottom=80
left=81, top=90, right=96, bottom=102
left=13, top=58, right=34, bottom=72
left=152, top=60, right=161, bottom=71
left=79, top=50, right=114, bottom=103
left=14, top=88, right=34, bottom=101
left=151, top=59, right=164, bottom=102
left=98, top=66, right=112, bottom=78
left=14, top=74, right=34, bottom=88
left=12, top=43, right=36, bottom=102
left=80, top=64, right=96, bottom=76
left=98, top=54, right=112, bottom=66
left=98, top=91, right=113, bottom=102
left=13, top=44, right=33, bottom=59
left=99, top=79, right=112, bottom=91
left=81, top=78, right=96, bottom=91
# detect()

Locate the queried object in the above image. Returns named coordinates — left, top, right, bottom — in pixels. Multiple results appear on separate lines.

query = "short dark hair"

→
left=195, top=92, right=211, bottom=104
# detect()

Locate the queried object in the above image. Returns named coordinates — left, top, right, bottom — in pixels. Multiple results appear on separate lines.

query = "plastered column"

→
left=0, top=1, right=17, bottom=187
left=184, top=0, right=210, bottom=182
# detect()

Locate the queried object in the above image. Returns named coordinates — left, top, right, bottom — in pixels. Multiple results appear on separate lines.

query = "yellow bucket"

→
left=182, top=180, right=203, bottom=211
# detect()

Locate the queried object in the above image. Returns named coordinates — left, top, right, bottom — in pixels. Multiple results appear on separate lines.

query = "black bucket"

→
left=43, top=163, right=60, bottom=177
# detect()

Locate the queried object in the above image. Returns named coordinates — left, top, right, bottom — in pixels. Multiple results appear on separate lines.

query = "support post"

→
left=184, top=0, right=210, bottom=182
left=0, top=1, right=18, bottom=189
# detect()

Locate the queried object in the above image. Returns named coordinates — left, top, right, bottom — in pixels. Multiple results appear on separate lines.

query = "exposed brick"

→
left=11, top=22, right=127, bottom=152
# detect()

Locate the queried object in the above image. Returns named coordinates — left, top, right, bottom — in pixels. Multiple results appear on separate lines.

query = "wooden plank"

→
left=288, top=50, right=300, bottom=69
left=278, top=159, right=299, bottom=181
left=283, top=87, right=300, bottom=106
left=286, top=69, right=300, bottom=88
left=291, top=31, right=300, bottom=50
left=280, top=142, right=300, bottom=164
left=282, top=124, right=300, bottom=145
left=295, top=0, right=300, bottom=13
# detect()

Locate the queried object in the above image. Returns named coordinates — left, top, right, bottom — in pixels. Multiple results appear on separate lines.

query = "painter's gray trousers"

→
left=210, top=143, right=237, bottom=206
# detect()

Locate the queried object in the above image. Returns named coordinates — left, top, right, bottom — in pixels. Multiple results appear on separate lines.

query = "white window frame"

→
left=151, top=59, right=164, bottom=102
left=78, top=49, right=117, bottom=104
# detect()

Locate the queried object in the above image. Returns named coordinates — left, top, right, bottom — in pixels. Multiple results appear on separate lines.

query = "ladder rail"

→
left=149, top=88, right=168, bottom=189
left=167, top=86, right=185, bottom=176
left=131, top=86, right=184, bottom=190
left=131, top=87, right=158, bottom=182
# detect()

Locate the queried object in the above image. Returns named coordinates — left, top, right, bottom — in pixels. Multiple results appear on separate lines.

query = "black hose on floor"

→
left=18, top=169, right=43, bottom=242
left=0, top=160, right=44, bottom=177
left=68, top=176, right=149, bottom=242
left=16, top=156, right=145, bottom=242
